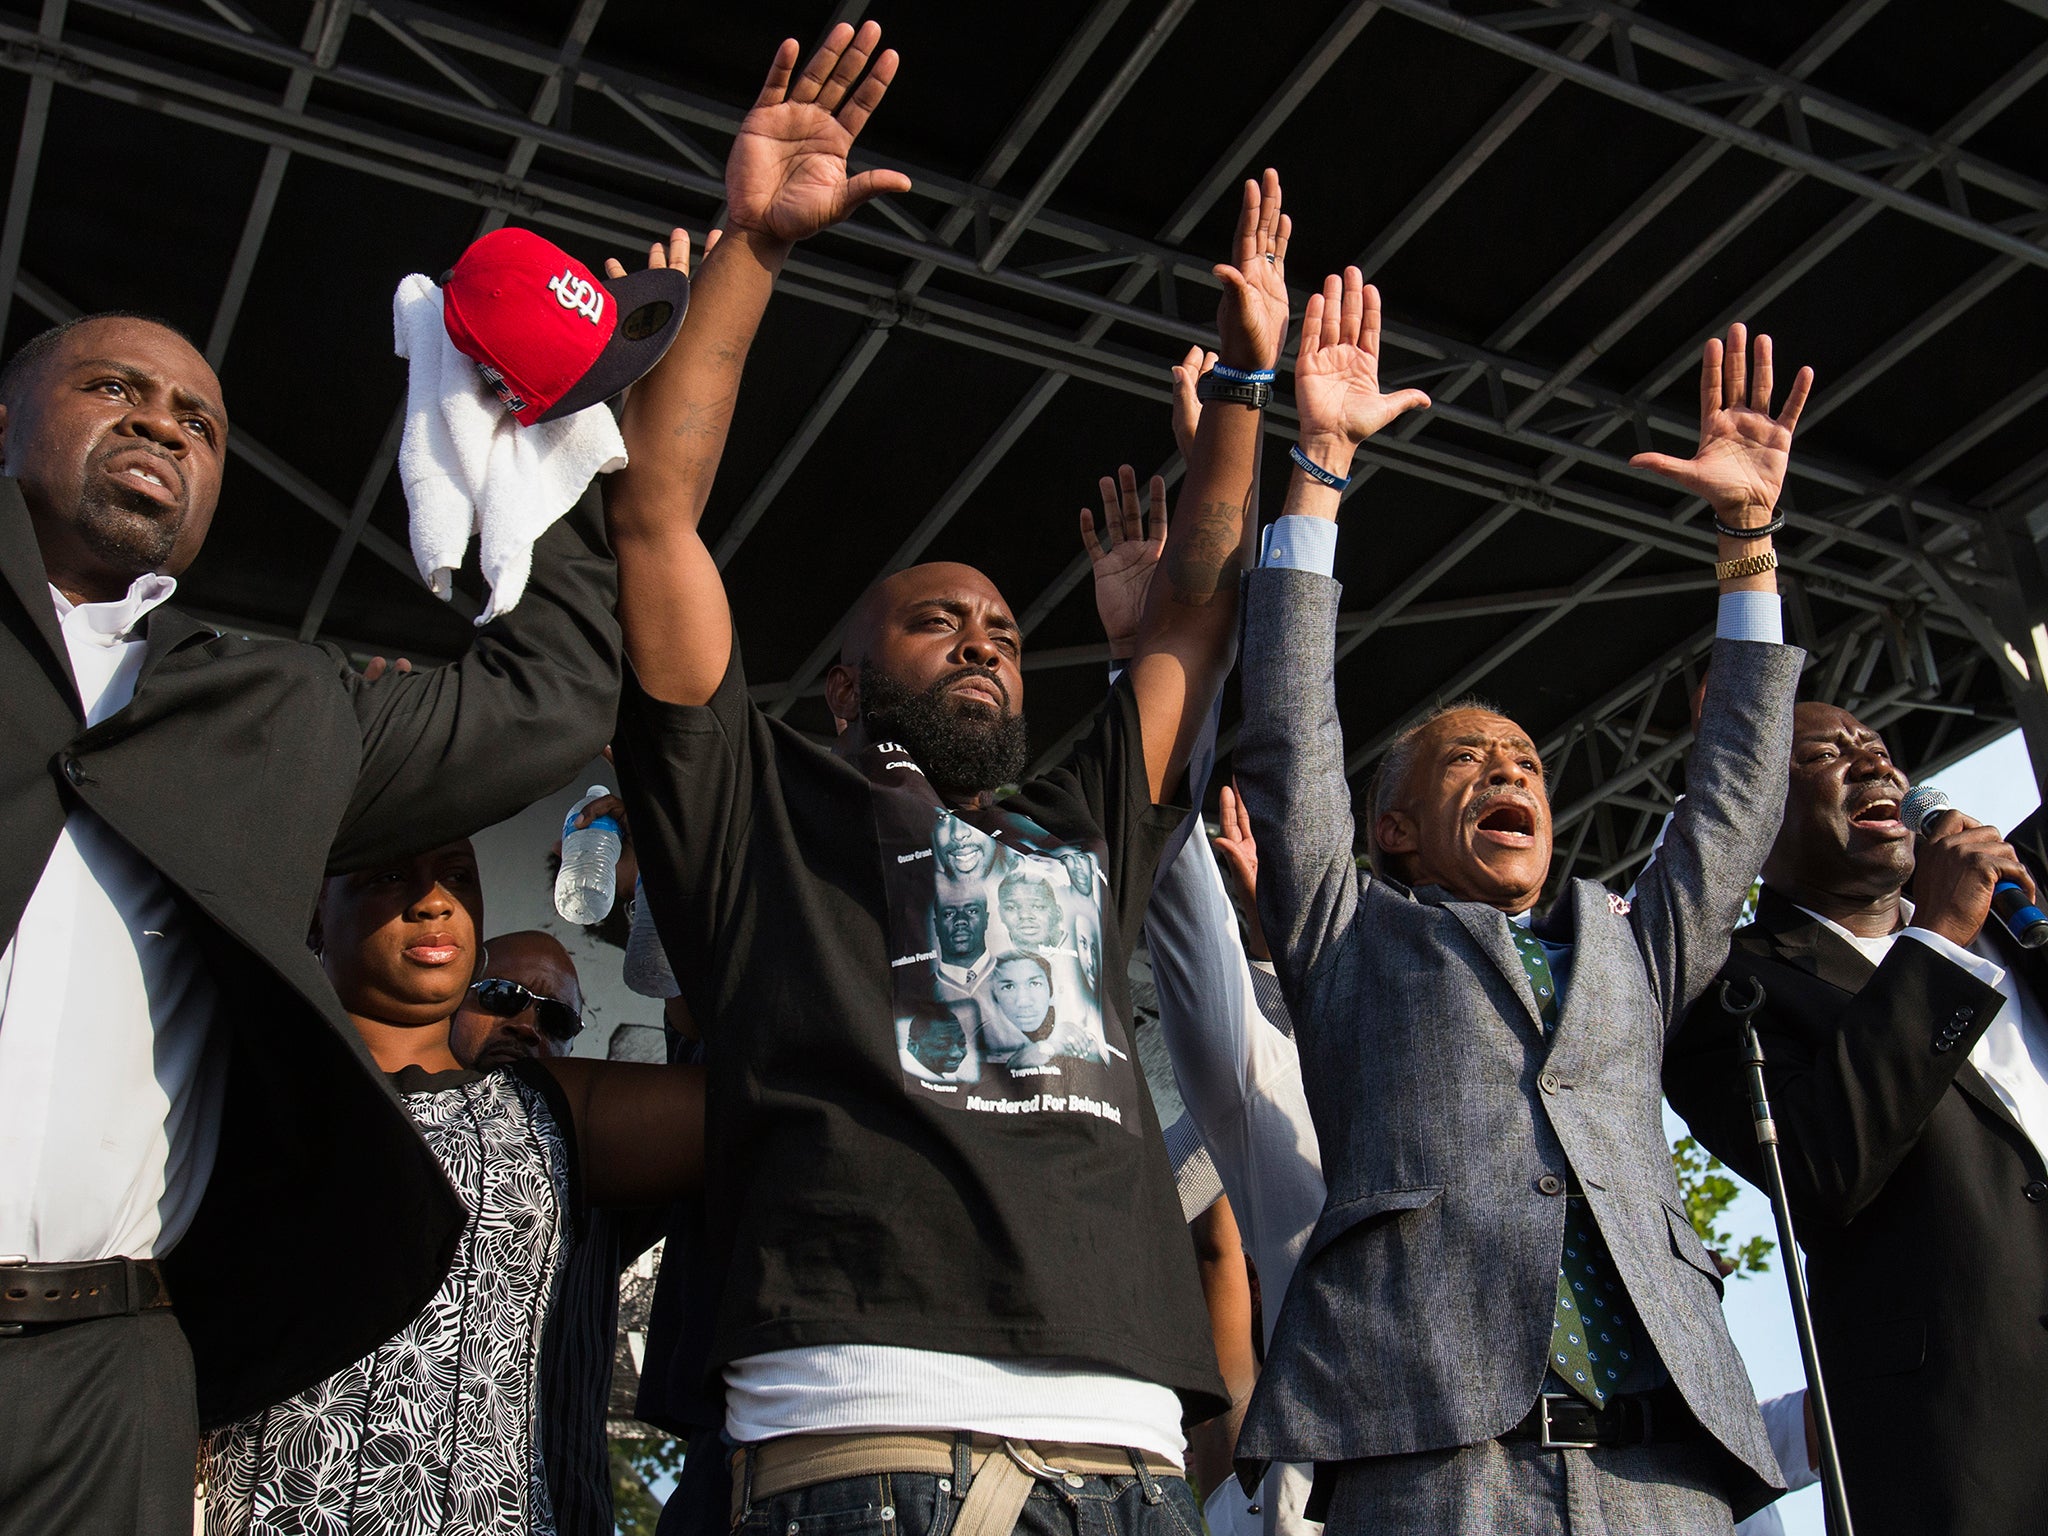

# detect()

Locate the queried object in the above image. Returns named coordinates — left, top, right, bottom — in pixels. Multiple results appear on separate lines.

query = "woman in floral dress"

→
left=201, top=838, right=703, bottom=1535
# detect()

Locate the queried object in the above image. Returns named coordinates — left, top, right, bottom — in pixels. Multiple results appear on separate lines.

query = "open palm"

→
left=726, top=22, right=911, bottom=244
left=1214, top=170, right=1291, bottom=371
left=1294, top=268, right=1432, bottom=446
left=1631, top=323, right=1813, bottom=523
left=1081, top=465, right=1169, bottom=656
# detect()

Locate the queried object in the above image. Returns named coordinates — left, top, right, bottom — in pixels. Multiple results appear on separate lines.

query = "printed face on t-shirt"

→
left=991, top=954, right=1054, bottom=1034
left=934, top=813, right=998, bottom=879
left=935, top=894, right=990, bottom=966
left=998, top=875, right=1064, bottom=949
left=906, top=1006, right=971, bottom=1077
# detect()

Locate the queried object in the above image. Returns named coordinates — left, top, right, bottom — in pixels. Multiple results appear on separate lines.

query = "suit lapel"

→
left=0, top=476, right=78, bottom=703
left=1751, top=887, right=1878, bottom=994
left=1543, top=881, right=1619, bottom=1063
left=132, top=603, right=216, bottom=695
left=1440, top=895, right=1545, bottom=1033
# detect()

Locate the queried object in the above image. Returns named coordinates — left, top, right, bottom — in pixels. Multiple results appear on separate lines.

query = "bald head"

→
left=824, top=561, right=1028, bottom=798
left=840, top=563, right=1013, bottom=667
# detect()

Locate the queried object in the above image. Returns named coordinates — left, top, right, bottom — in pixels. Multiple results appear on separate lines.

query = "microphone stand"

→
left=1717, top=975, right=1855, bottom=1536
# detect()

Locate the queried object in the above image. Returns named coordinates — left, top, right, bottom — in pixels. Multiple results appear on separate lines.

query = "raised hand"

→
left=1081, top=464, right=1169, bottom=661
left=1294, top=267, right=1432, bottom=453
left=601, top=227, right=709, bottom=281
left=1213, top=782, right=1270, bottom=962
left=1213, top=170, right=1291, bottom=372
left=725, top=21, right=912, bottom=245
left=1631, top=323, right=1814, bottom=527
left=1170, top=346, right=1216, bottom=462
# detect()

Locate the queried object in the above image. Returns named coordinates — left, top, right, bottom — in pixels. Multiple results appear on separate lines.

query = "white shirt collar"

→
left=937, top=951, right=994, bottom=990
left=49, top=573, right=178, bottom=648
left=1795, top=897, right=1913, bottom=958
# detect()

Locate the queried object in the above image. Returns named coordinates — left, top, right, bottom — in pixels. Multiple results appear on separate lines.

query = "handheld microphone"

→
left=1899, top=785, right=2048, bottom=949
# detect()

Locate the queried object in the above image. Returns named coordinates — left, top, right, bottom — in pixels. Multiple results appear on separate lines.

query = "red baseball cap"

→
left=440, top=227, right=689, bottom=426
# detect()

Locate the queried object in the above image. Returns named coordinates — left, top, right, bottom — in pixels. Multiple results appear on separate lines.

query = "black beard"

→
left=859, top=661, right=1028, bottom=796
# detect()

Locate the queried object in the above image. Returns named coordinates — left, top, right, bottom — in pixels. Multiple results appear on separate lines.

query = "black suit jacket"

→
left=0, top=478, right=621, bottom=1427
left=1665, top=885, right=2048, bottom=1536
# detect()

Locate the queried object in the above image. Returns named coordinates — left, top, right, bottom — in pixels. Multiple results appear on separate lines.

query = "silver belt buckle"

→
left=1538, top=1392, right=1600, bottom=1451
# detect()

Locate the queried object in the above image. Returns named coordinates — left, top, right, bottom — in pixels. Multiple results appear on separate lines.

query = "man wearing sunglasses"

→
left=452, top=931, right=587, bottom=1070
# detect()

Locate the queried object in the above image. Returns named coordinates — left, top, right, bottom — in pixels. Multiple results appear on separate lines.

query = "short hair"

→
left=1361, top=694, right=1505, bottom=881
left=997, top=869, right=1058, bottom=909
left=0, top=311, right=200, bottom=404
left=992, top=949, right=1053, bottom=984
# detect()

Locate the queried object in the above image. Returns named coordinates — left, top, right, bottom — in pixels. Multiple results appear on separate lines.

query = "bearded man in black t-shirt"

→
left=599, top=23, right=1300, bottom=1536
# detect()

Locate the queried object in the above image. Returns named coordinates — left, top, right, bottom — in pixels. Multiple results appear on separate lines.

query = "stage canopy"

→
left=5, top=0, right=2046, bottom=890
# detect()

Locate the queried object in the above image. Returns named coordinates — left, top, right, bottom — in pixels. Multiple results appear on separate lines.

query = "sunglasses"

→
left=467, top=977, right=583, bottom=1042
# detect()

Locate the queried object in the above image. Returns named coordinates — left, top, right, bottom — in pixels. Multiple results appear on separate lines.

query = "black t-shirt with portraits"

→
left=613, top=647, right=1223, bottom=1415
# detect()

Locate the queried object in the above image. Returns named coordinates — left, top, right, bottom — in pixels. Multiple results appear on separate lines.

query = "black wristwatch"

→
left=1196, top=373, right=1272, bottom=409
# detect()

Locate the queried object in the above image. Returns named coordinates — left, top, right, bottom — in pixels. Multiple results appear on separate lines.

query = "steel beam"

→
left=0, top=0, right=2006, bottom=561
left=0, top=0, right=67, bottom=341
left=977, top=0, right=1195, bottom=272
left=1373, top=0, right=2048, bottom=272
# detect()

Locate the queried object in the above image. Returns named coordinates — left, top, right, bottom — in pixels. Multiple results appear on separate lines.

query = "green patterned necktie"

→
left=1511, top=923, right=1644, bottom=1407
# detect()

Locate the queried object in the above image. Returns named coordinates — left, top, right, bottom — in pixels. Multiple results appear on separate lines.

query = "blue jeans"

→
left=731, top=1457, right=1206, bottom=1536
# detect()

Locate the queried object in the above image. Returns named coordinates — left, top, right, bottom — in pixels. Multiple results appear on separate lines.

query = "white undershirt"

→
left=725, top=1345, right=1186, bottom=1466
left=0, top=576, right=226, bottom=1261
left=1795, top=898, right=2048, bottom=1166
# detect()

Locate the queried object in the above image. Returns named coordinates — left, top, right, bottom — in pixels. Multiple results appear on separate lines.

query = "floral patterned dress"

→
left=202, top=1066, right=574, bottom=1536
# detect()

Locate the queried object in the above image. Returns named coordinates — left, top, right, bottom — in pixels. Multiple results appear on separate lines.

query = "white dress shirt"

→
left=0, top=576, right=226, bottom=1261
left=1795, top=898, right=2048, bottom=1167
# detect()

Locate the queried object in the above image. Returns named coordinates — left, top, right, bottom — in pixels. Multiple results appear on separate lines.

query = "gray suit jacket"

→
left=1232, top=566, right=1798, bottom=1517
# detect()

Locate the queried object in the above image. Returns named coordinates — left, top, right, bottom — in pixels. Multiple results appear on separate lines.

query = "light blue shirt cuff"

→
left=1716, top=590, right=1783, bottom=645
left=1259, top=515, right=1339, bottom=576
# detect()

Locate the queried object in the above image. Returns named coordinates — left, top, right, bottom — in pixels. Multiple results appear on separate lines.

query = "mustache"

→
left=1466, top=784, right=1542, bottom=819
left=932, top=665, right=1011, bottom=713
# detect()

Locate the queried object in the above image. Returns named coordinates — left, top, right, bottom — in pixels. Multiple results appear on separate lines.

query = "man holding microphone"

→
left=1666, top=703, right=2048, bottom=1536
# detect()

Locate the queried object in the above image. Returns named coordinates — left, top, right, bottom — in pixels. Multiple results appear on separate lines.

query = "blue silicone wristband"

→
left=1209, top=362, right=1277, bottom=384
left=1289, top=443, right=1351, bottom=492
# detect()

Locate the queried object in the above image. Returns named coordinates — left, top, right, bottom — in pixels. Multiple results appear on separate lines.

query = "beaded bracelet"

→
left=1289, top=443, right=1350, bottom=492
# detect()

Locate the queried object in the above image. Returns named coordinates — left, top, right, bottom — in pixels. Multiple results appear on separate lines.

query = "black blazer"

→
left=1665, top=885, right=2048, bottom=1536
left=0, top=479, right=621, bottom=1427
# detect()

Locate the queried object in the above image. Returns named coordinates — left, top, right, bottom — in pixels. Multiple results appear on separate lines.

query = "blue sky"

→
left=1688, top=726, right=2038, bottom=1534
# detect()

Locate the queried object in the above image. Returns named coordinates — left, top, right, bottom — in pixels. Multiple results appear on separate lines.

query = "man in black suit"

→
left=0, top=312, right=620, bottom=1533
left=1666, top=701, right=2048, bottom=1536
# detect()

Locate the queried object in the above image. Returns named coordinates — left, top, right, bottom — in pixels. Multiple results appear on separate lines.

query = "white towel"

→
left=623, top=877, right=682, bottom=999
left=392, top=273, right=628, bottom=624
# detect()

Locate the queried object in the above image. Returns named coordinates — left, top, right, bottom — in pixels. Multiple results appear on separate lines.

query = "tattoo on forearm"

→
left=1166, top=491, right=1250, bottom=606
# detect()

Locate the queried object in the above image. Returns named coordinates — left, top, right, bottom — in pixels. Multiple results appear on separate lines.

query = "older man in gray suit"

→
left=1231, top=267, right=1812, bottom=1534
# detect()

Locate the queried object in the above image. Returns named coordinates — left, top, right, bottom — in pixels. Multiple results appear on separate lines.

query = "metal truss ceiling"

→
left=5, top=0, right=2047, bottom=892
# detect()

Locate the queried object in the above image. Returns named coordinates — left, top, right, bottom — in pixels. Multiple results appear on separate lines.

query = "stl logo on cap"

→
left=441, top=228, right=619, bottom=426
left=548, top=267, right=605, bottom=326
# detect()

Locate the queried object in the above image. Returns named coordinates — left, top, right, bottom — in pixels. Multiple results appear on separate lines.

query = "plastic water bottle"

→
left=555, top=785, right=622, bottom=924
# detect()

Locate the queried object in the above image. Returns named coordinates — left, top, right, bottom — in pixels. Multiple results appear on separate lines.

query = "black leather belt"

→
left=0, top=1256, right=173, bottom=1334
left=1501, top=1387, right=1703, bottom=1450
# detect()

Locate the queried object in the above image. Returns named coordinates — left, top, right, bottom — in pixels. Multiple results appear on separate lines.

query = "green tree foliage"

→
left=611, top=1435, right=688, bottom=1535
left=1671, top=1134, right=1773, bottom=1279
